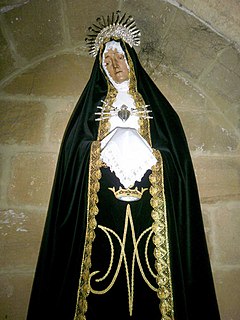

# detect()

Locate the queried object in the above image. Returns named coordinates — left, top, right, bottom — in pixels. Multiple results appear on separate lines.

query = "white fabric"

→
left=104, top=40, right=125, bottom=56
left=101, top=127, right=157, bottom=188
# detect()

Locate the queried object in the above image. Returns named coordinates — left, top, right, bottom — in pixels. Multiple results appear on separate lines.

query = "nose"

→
left=112, top=57, right=119, bottom=69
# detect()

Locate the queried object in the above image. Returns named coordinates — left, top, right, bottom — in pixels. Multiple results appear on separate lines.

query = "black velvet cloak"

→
left=27, top=40, right=220, bottom=320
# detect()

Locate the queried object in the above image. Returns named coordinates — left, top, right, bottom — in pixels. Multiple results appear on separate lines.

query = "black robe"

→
left=27, top=40, right=220, bottom=320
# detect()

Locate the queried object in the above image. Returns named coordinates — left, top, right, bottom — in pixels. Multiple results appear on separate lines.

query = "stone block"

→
left=124, top=0, right=176, bottom=50
left=154, top=69, right=210, bottom=112
left=210, top=201, right=240, bottom=265
left=0, top=100, right=46, bottom=145
left=3, top=54, right=93, bottom=97
left=0, top=27, right=15, bottom=81
left=50, top=111, right=72, bottom=143
left=0, top=271, right=33, bottom=320
left=219, top=46, right=240, bottom=76
left=199, top=60, right=240, bottom=103
left=65, top=0, right=119, bottom=45
left=178, top=110, right=239, bottom=153
left=204, top=95, right=240, bottom=131
left=177, top=0, right=240, bottom=47
left=201, top=205, right=214, bottom=260
left=8, top=153, right=57, bottom=207
left=2, top=72, right=35, bottom=95
left=159, top=9, right=227, bottom=78
left=214, top=267, right=240, bottom=320
left=0, top=154, right=2, bottom=198
left=193, top=156, right=239, bottom=201
left=0, top=209, right=46, bottom=269
left=2, top=0, right=63, bottom=60
left=177, top=45, right=216, bottom=79
left=46, top=97, right=76, bottom=114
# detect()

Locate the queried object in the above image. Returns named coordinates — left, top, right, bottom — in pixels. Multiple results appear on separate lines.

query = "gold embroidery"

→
left=125, top=46, right=152, bottom=146
left=97, top=48, right=117, bottom=141
left=97, top=91, right=116, bottom=141
left=150, top=150, right=175, bottom=320
left=89, top=204, right=157, bottom=316
left=74, top=141, right=101, bottom=320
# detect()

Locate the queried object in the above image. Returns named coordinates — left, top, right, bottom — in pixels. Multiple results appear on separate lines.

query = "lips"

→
left=115, top=70, right=122, bottom=76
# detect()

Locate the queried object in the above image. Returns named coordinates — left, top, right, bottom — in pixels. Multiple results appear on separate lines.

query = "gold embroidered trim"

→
left=149, top=149, right=175, bottom=320
left=74, top=141, right=101, bottom=320
left=89, top=204, right=157, bottom=316
left=97, top=48, right=117, bottom=141
left=97, top=90, right=116, bottom=141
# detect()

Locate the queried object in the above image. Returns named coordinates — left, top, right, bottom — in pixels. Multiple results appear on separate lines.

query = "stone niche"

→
left=0, top=1, right=239, bottom=319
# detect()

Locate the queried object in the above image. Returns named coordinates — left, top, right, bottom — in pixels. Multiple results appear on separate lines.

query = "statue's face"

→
left=104, top=48, right=129, bottom=83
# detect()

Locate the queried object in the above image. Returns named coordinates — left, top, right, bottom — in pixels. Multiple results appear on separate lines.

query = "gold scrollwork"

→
left=89, top=204, right=157, bottom=316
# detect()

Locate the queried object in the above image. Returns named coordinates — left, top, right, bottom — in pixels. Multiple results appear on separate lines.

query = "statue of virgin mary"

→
left=27, top=12, right=220, bottom=320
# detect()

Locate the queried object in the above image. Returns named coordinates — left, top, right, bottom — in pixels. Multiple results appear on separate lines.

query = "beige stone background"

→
left=0, top=0, right=239, bottom=319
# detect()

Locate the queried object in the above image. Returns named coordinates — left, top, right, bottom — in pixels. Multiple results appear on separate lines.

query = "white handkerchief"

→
left=101, top=127, right=157, bottom=188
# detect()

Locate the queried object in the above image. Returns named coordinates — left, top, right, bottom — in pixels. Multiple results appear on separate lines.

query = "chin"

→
left=115, top=77, right=128, bottom=83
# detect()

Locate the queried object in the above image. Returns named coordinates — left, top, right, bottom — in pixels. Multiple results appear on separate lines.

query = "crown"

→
left=85, top=11, right=141, bottom=57
left=109, top=186, right=147, bottom=202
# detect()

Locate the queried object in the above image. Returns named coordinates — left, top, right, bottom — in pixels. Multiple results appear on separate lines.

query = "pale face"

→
left=104, top=48, right=129, bottom=83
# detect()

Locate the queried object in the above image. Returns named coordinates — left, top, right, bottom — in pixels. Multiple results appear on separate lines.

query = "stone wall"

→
left=0, top=1, right=240, bottom=319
